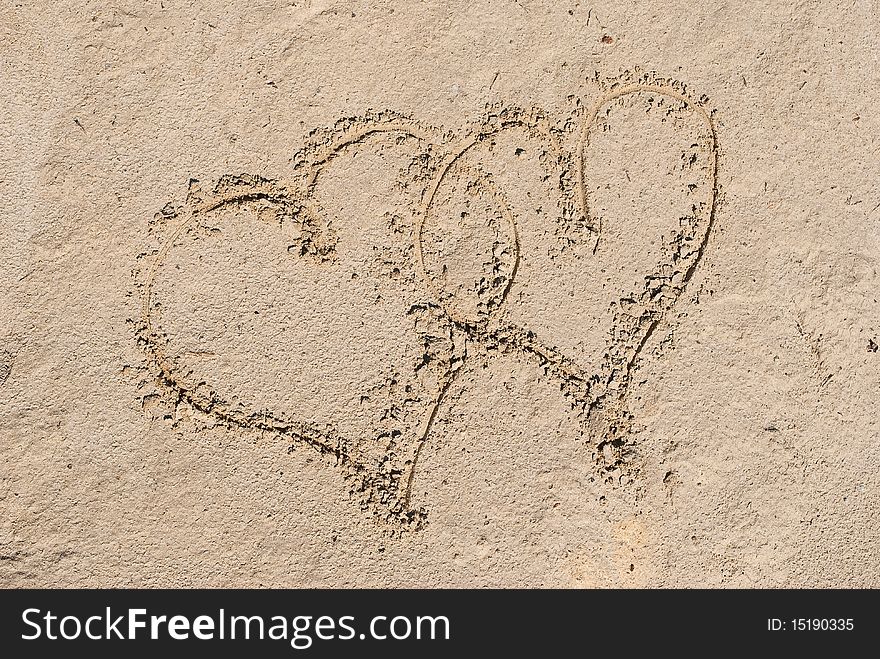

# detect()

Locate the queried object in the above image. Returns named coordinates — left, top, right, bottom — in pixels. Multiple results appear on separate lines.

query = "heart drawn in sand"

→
left=138, top=72, right=719, bottom=530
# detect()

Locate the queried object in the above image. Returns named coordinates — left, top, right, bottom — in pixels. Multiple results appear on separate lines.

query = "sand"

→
left=1, top=0, right=878, bottom=587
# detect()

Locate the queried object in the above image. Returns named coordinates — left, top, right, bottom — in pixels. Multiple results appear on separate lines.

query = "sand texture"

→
left=2, top=0, right=878, bottom=587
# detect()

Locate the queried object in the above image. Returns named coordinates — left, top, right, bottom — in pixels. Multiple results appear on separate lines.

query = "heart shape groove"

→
left=138, top=71, right=719, bottom=530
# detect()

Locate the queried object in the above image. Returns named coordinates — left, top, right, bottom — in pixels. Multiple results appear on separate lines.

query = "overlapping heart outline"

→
left=138, top=71, right=719, bottom=530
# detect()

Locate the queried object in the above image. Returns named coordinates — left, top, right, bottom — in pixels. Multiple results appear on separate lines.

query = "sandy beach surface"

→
left=2, top=0, right=878, bottom=587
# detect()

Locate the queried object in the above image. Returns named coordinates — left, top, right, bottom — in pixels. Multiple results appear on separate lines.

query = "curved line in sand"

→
left=404, top=83, right=719, bottom=508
